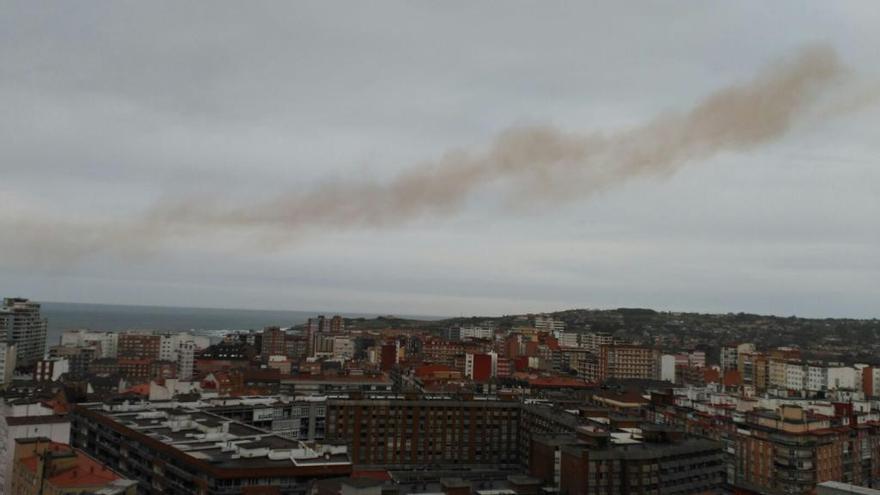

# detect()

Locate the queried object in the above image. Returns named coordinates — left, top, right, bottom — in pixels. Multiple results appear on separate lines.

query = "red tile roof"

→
left=415, top=364, right=456, bottom=377
left=123, top=383, right=150, bottom=396
left=19, top=447, right=122, bottom=488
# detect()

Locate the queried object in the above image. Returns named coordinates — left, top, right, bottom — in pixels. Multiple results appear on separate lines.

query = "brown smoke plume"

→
left=1, top=44, right=865, bottom=263
left=151, top=45, right=843, bottom=231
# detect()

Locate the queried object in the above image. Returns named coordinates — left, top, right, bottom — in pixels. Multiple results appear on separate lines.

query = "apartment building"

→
left=558, top=426, right=725, bottom=495
left=48, top=345, right=97, bottom=379
left=325, top=397, right=521, bottom=467
left=11, top=438, right=137, bottom=495
left=177, top=341, right=195, bottom=380
left=720, top=345, right=740, bottom=372
left=33, top=357, right=69, bottom=382
left=0, top=342, right=15, bottom=388
left=649, top=389, right=880, bottom=494
left=206, top=397, right=328, bottom=441
left=61, top=330, right=120, bottom=358
left=599, top=344, right=659, bottom=381
left=534, top=315, right=565, bottom=336
left=70, top=403, right=352, bottom=495
left=1, top=399, right=70, bottom=493
left=0, top=298, right=48, bottom=367
left=117, top=334, right=161, bottom=360
left=260, top=326, right=286, bottom=360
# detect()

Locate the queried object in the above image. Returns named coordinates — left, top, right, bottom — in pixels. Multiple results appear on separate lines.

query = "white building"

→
left=688, top=351, right=706, bottom=369
left=534, top=315, right=565, bottom=336
left=149, top=378, right=201, bottom=401
left=159, top=333, right=181, bottom=361
left=176, top=341, right=196, bottom=380
left=737, top=343, right=756, bottom=357
left=459, top=324, right=494, bottom=341
left=0, top=398, right=70, bottom=493
left=61, top=330, right=119, bottom=358
left=866, top=367, right=880, bottom=397
left=768, top=360, right=787, bottom=389
left=827, top=367, right=858, bottom=390
left=720, top=346, right=739, bottom=371
left=784, top=362, right=806, bottom=392
left=583, top=332, right=614, bottom=353
left=661, top=354, right=677, bottom=383
left=332, top=337, right=354, bottom=360
left=558, top=332, right=581, bottom=349
left=806, top=365, right=828, bottom=392
left=0, top=298, right=48, bottom=367
left=0, top=343, right=15, bottom=389
left=34, top=357, right=69, bottom=382
left=159, top=332, right=210, bottom=361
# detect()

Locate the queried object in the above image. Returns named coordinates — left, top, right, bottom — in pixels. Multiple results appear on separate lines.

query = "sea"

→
left=41, top=302, right=438, bottom=347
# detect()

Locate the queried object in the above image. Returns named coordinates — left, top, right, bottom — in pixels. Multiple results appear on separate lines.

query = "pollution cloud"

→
left=2, top=45, right=870, bottom=263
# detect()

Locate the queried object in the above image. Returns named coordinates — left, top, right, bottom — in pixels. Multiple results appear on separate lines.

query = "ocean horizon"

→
left=40, top=301, right=445, bottom=348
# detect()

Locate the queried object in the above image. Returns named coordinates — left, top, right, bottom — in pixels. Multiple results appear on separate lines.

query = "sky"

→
left=1, top=2, right=878, bottom=318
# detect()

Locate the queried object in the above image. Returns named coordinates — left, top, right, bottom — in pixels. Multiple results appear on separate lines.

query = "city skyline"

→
left=5, top=4, right=880, bottom=494
left=2, top=2, right=879, bottom=319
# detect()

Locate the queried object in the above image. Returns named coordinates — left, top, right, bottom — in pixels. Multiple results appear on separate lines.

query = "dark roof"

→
left=5, top=414, right=69, bottom=426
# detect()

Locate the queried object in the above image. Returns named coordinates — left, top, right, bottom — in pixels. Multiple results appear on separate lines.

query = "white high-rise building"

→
left=688, top=351, right=706, bottom=369
left=160, top=334, right=180, bottom=361
left=558, top=332, right=581, bottom=349
left=827, top=367, right=857, bottom=390
left=784, top=362, right=806, bottom=392
left=534, top=315, right=565, bottom=336
left=0, top=343, right=15, bottom=388
left=332, top=337, right=354, bottom=360
left=720, top=346, right=738, bottom=371
left=159, top=332, right=209, bottom=362
left=459, top=324, right=494, bottom=340
left=583, top=332, right=614, bottom=353
left=660, top=354, right=677, bottom=383
left=0, top=298, right=47, bottom=367
left=866, top=367, right=880, bottom=397
left=806, top=365, right=828, bottom=392
left=176, top=341, right=195, bottom=380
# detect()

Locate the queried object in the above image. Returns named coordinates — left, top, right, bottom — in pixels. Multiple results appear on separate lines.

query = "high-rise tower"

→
left=0, top=298, right=48, bottom=368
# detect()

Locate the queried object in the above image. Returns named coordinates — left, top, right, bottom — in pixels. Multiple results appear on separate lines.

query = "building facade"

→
left=70, top=403, right=352, bottom=495
left=117, top=334, right=161, bottom=360
left=599, top=345, right=659, bottom=381
left=326, top=397, right=521, bottom=468
left=0, top=342, right=16, bottom=388
left=0, top=298, right=48, bottom=367
left=11, top=437, right=137, bottom=495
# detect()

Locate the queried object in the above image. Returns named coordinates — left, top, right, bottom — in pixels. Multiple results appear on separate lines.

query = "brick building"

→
left=117, top=334, right=161, bottom=360
left=261, top=326, right=286, bottom=361
left=326, top=397, right=521, bottom=467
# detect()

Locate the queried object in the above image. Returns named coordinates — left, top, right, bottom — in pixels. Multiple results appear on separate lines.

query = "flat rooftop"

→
left=77, top=403, right=351, bottom=470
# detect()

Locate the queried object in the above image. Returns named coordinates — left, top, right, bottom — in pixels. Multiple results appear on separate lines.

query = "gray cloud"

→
left=1, top=2, right=879, bottom=317
left=2, top=45, right=861, bottom=264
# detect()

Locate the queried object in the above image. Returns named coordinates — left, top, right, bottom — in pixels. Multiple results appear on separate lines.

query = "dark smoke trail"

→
left=155, top=45, right=842, bottom=230
left=1, top=44, right=865, bottom=263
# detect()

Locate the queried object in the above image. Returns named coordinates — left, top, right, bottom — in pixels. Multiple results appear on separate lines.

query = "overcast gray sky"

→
left=1, top=2, right=878, bottom=318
